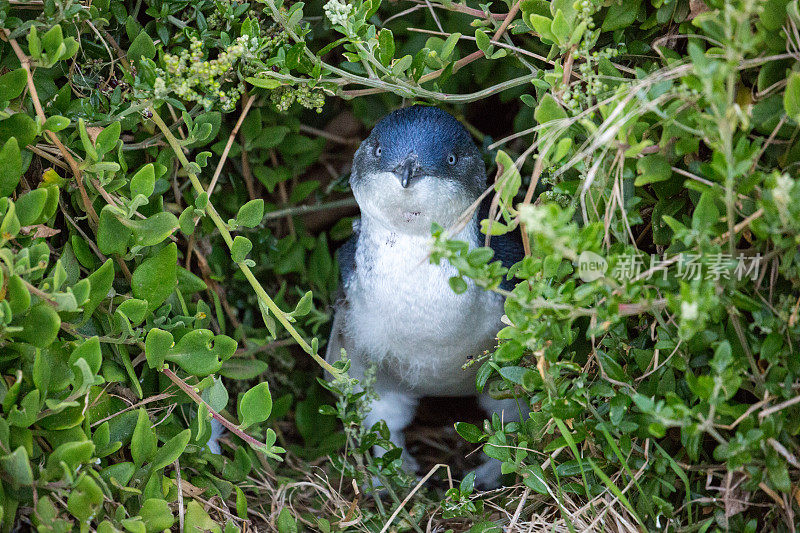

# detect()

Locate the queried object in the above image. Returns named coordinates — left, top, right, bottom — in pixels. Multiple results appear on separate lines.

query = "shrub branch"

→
left=149, top=107, right=342, bottom=377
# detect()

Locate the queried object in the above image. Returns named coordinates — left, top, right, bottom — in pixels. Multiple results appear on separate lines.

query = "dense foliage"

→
left=1, top=0, right=800, bottom=530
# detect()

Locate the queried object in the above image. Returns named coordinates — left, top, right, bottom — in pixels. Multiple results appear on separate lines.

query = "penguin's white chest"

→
left=344, top=224, right=504, bottom=395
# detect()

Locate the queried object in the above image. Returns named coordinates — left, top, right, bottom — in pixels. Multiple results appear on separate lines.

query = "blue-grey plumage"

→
left=327, top=105, right=525, bottom=485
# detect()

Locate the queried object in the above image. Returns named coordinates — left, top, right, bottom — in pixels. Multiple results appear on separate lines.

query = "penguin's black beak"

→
left=394, top=153, right=420, bottom=188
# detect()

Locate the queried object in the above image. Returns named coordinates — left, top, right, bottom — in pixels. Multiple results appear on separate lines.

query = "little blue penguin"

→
left=326, top=105, right=525, bottom=486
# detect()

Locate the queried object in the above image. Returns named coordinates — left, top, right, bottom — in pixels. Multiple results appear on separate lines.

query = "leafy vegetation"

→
left=1, top=0, right=800, bottom=530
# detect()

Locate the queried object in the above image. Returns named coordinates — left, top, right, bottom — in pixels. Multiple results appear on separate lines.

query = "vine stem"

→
left=161, top=367, right=266, bottom=451
left=149, top=107, right=342, bottom=377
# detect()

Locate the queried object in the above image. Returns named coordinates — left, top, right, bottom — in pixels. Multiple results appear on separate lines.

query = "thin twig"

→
left=378, top=464, right=452, bottom=533
left=207, top=94, right=257, bottom=196
left=261, top=197, right=357, bottom=222
left=161, top=367, right=267, bottom=450
left=760, top=394, right=800, bottom=420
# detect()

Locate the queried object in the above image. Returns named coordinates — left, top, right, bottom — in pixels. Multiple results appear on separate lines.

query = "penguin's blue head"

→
left=350, top=106, right=486, bottom=235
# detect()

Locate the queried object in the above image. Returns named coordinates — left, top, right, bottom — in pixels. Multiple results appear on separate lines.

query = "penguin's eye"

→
left=374, top=144, right=382, bottom=157
left=447, top=153, right=458, bottom=165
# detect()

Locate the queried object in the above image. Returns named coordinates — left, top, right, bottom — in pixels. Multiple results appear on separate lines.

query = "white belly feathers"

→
left=344, top=218, right=504, bottom=395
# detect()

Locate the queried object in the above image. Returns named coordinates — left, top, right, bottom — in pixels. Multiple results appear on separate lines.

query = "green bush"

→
left=1, top=0, right=799, bottom=530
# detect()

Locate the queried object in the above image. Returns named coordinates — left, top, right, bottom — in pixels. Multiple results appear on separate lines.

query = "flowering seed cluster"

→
left=270, top=84, right=326, bottom=113
left=556, top=0, right=620, bottom=114
left=574, top=0, right=598, bottom=29
left=324, top=0, right=353, bottom=27
left=154, top=34, right=262, bottom=111
left=563, top=45, right=620, bottom=113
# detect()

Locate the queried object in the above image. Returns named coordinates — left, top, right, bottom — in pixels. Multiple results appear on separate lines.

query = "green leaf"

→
left=42, top=24, right=64, bottom=56
left=27, top=26, right=41, bottom=58
left=67, top=475, right=103, bottom=522
left=534, top=93, right=567, bottom=124
left=121, top=519, right=146, bottom=533
left=601, top=0, right=642, bottom=31
left=235, top=486, right=248, bottom=519
left=97, top=206, right=131, bottom=255
left=203, top=377, right=229, bottom=413
left=529, top=14, right=556, bottom=42
left=276, top=508, right=298, bottom=533
left=0, top=69, right=27, bottom=101
left=187, top=112, right=222, bottom=148
left=195, top=192, right=208, bottom=210
left=95, top=121, right=121, bottom=157
left=236, top=199, right=264, bottom=228
left=291, top=291, right=313, bottom=317
left=455, top=422, right=483, bottom=443
left=117, top=298, right=148, bottom=325
left=15, top=188, right=48, bottom=226
left=494, top=150, right=522, bottom=205
left=84, top=259, right=113, bottom=319
left=245, top=77, right=282, bottom=89
left=635, top=154, right=672, bottom=185
left=43, top=115, right=70, bottom=132
left=495, top=340, right=524, bottom=362
left=166, top=329, right=237, bottom=376
left=69, top=336, right=102, bottom=374
left=8, top=389, right=39, bottom=428
left=179, top=206, right=196, bottom=236
left=219, top=358, right=269, bottom=380
left=0, top=113, right=37, bottom=149
left=480, top=218, right=510, bottom=236
left=47, top=441, right=96, bottom=479
left=441, top=32, right=461, bottom=61
left=767, top=450, right=792, bottom=492
left=14, top=303, right=60, bottom=348
left=139, top=499, right=175, bottom=532
left=378, top=29, right=395, bottom=66
left=251, top=126, right=289, bottom=150
left=0, top=137, right=23, bottom=197
left=41, top=184, right=60, bottom=221
left=177, top=266, right=207, bottom=295
left=392, top=54, right=413, bottom=76
left=523, top=463, right=549, bottom=494
left=474, top=29, right=491, bottom=53
left=784, top=72, right=800, bottom=121
left=691, top=192, right=719, bottom=234
left=78, top=118, right=98, bottom=160
left=761, top=0, right=790, bottom=30
left=185, top=501, right=221, bottom=533
left=7, top=275, right=30, bottom=314
left=62, top=37, right=80, bottom=61
left=0, top=200, right=20, bottom=239
left=145, top=328, right=173, bottom=369
left=231, top=236, right=253, bottom=263
left=551, top=9, right=570, bottom=45
left=449, top=276, right=468, bottom=294
left=129, top=212, right=179, bottom=247
left=151, top=429, right=191, bottom=470
left=131, top=408, right=156, bottom=467
left=0, top=446, right=33, bottom=485
left=460, top=471, right=475, bottom=493
left=130, top=163, right=156, bottom=198
left=128, top=30, right=156, bottom=64
left=238, top=382, right=273, bottom=430
left=132, top=243, right=177, bottom=311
